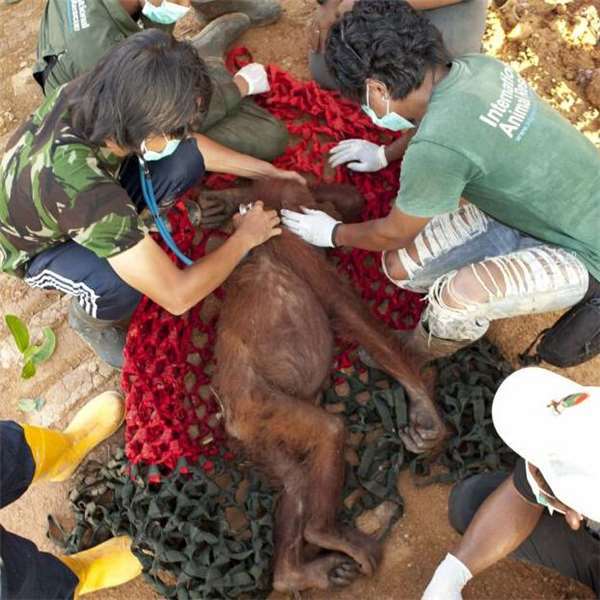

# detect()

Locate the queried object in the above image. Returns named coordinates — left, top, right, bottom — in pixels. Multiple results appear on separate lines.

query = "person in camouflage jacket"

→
left=0, top=30, right=302, bottom=369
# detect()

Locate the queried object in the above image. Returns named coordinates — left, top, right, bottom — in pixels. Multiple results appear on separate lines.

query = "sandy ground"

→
left=1, top=0, right=599, bottom=598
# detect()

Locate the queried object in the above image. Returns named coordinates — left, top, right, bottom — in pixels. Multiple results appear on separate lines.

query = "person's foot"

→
left=68, top=299, right=127, bottom=370
left=191, top=0, right=281, bottom=27
left=22, top=391, right=124, bottom=482
left=191, top=13, right=252, bottom=60
left=58, top=536, right=142, bottom=596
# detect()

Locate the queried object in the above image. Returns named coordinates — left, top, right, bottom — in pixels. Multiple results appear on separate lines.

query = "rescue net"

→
left=56, top=52, right=516, bottom=599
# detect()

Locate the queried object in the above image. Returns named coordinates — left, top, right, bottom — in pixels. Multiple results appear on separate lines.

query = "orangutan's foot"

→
left=273, top=552, right=361, bottom=592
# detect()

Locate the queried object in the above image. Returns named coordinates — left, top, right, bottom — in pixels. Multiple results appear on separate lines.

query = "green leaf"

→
left=3, top=0, right=22, bottom=5
left=21, top=361, right=36, bottom=379
left=31, top=328, right=56, bottom=365
left=18, top=397, right=45, bottom=412
left=5, top=315, right=30, bottom=353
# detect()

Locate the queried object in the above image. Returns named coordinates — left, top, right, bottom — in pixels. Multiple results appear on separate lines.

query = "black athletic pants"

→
left=0, top=421, right=79, bottom=599
left=449, top=472, right=600, bottom=596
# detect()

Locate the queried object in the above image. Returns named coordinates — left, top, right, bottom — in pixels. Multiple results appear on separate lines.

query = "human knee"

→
left=260, top=118, right=289, bottom=161
left=448, top=479, right=475, bottom=535
left=95, top=277, right=142, bottom=321
left=437, top=263, right=500, bottom=310
left=167, top=139, right=205, bottom=195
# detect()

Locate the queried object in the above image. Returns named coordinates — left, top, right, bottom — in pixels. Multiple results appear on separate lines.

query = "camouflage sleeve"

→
left=51, top=145, right=145, bottom=257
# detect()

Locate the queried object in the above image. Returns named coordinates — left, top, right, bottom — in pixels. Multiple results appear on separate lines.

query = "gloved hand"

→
left=235, top=63, right=270, bottom=95
left=281, top=207, right=341, bottom=248
left=329, top=139, right=388, bottom=172
left=422, top=553, right=472, bottom=600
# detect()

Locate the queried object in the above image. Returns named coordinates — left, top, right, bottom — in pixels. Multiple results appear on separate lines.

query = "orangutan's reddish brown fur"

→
left=213, top=180, right=443, bottom=592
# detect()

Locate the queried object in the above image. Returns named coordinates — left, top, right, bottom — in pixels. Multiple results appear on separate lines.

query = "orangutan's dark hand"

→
left=399, top=399, right=447, bottom=454
left=197, top=195, right=237, bottom=228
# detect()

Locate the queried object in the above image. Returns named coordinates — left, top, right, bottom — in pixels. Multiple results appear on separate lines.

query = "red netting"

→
left=122, top=49, right=424, bottom=474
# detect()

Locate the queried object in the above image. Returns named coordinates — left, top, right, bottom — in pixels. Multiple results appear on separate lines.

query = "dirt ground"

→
left=1, top=0, right=599, bottom=599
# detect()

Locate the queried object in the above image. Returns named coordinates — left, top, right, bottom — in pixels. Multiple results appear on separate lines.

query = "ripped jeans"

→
left=383, top=205, right=589, bottom=342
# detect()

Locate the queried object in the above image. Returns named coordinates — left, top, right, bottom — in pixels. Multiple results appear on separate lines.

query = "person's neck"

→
left=431, top=63, right=450, bottom=87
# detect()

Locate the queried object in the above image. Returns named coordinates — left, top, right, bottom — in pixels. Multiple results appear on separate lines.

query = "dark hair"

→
left=67, top=29, right=212, bottom=151
left=324, top=0, right=450, bottom=102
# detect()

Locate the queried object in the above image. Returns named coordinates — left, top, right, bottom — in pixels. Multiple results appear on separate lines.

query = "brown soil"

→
left=1, top=1, right=598, bottom=599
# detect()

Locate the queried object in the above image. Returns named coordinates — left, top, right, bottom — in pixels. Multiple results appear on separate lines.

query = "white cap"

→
left=492, top=367, right=600, bottom=522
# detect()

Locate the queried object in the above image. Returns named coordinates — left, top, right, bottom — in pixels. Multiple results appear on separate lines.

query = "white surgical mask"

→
left=141, top=135, right=181, bottom=161
left=361, top=86, right=415, bottom=132
left=141, top=0, right=189, bottom=24
left=525, top=461, right=565, bottom=516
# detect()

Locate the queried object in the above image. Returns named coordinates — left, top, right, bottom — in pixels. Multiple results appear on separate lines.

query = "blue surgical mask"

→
left=361, top=86, right=415, bottom=132
left=141, top=0, right=189, bottom=24
left=141, top=136, right=181, bottom=161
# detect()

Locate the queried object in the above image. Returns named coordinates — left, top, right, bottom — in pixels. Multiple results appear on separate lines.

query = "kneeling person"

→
left=34, top=0, right=287, bottom=161
left=424, top=367, right=600, bottom=599
left=1, top=31, right=301, bottom=369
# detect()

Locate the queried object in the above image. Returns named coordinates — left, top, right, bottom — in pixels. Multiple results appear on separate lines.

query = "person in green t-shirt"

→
left=34, top=0, right=286, bottom=163
left=281, top=0, right=600, bottom=452
left=1, top=30, right=304, bottom=370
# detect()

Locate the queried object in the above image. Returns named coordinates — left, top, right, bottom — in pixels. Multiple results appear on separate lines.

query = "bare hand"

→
left=233, top=200, right=281, bottom=249
left=272, top=168, right=307, bottom=186
left=309, top=0, right=355, bottom=54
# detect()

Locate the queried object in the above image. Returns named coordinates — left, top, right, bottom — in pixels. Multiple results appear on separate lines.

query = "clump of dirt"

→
left=484, top=0, right=599, bottom=143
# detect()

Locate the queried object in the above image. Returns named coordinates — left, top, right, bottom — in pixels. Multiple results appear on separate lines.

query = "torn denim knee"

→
left=425, top=246, right=589, bottom=342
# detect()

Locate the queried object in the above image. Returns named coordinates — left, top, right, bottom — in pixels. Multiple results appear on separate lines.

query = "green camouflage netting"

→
left=50, top=338, right=516, bottom=599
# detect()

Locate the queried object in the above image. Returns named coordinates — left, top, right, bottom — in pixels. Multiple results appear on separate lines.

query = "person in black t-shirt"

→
left=422, top=367, right=600, bottom=599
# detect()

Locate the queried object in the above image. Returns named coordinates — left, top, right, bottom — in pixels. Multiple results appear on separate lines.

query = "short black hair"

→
left=67, top=29, right=212, bottom=151
left=325, top=0, right=450, bottom=102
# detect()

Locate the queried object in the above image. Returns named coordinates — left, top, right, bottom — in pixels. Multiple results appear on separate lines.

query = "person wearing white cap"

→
left=422, top=366, right=600, bottom=599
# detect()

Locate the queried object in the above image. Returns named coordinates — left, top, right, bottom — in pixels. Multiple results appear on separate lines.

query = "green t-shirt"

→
left=34, top=0, right=141, bottom=94
left=396, top=54, right=600, bottom=281
left=0, top=85, right=144, bottom=277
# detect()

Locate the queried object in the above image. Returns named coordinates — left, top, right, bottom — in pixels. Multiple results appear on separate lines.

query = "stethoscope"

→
left=138, top=159, right=193, bottom=266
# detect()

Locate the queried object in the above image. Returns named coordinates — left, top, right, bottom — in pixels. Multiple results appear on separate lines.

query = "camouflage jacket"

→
left=0, top=85, right=144, bottom=277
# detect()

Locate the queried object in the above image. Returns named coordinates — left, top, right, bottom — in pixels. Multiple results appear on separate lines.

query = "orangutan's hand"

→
left=400, top=398, right=447, bottom=454
left=233, top=201, right=281, bottom=249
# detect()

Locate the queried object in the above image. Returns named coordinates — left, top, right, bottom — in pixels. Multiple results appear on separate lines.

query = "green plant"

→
left=4, top=314, right=56, bottom=379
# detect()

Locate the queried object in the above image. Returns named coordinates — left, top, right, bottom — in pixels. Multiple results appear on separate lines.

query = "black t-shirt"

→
left=513, top=458, right=600, bottom=540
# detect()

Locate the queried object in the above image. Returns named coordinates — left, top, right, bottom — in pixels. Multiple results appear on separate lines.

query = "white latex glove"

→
left=280, top=207, right=341, bottom=248
left=329, top=139, right=388, bottom=172
left=422, top=554, right=472, bottom=600
left=235, top=63, right=270, bottom=95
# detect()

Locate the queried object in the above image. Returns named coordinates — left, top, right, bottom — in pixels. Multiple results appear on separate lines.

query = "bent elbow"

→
left=163, top=291, right=193, bottom=316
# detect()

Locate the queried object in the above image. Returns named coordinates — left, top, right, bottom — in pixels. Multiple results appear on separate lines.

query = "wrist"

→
left=378, top=144, right=389, bottom=169
left=231, top=228, right=255, bottom=254
left=332, top=222, right=343, bottom=247
left=233, top=74, right=249, bottom=98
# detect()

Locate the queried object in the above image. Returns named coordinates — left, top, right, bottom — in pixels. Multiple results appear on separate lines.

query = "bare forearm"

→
left=384, top=130, right=415, bottom=164
left=335, top=219, right=413, bottom=251
left=194, top=134, right=279, bottom=180
left=174, top=233, right=249, bottom=313
left=453, top=477, right=543, bottom=576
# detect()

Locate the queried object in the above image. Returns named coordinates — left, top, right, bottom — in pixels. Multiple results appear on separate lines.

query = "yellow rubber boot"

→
left=58, top=536, right=142, bottom=596
left=22, top=391, right=125, bottom=482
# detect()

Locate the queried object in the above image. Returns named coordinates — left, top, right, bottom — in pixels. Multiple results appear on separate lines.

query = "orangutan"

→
left=211, top=180, right=444, bottom=593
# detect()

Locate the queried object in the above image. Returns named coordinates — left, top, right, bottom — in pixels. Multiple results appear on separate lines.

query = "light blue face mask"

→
left=141, top=136, right=181, bottom=161
left=361, top=86, right=415, bottom=132
left=141, top=0, right=189, bottom=24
